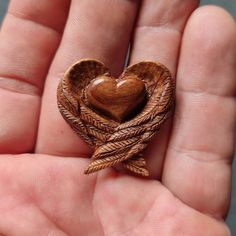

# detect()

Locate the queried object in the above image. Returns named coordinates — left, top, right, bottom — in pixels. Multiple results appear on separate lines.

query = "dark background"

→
left=0, top=0, right=235, bottom=234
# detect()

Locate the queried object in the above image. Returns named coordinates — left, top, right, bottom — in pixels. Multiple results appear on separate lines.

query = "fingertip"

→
left=184, top=5, right=236, bottom=54
left=179, top=5, right=236, bottom=97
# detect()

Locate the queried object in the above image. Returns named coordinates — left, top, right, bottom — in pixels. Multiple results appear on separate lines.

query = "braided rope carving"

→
left=57, top=59, right=175, bottom=176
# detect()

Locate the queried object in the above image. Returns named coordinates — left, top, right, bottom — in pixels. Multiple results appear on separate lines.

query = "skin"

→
left=0, top=0, right=235, bottom=235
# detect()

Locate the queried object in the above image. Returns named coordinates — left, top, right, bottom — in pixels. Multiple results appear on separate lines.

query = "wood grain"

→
left=86, top=75, right=146, bottom=122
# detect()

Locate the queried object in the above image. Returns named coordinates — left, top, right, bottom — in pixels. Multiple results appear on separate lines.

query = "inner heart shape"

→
left=86, top=75, right=147, bottom=122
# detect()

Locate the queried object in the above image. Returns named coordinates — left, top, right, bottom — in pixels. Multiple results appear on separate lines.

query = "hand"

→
left=0, top=1, right=235, bottom=235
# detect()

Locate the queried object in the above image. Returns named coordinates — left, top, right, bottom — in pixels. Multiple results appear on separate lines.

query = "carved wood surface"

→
left=57, top=59, right=175, bottom=176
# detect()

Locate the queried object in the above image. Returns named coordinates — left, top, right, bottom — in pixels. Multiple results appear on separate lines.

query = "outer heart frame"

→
left=57, top=59, right=175, bottom=176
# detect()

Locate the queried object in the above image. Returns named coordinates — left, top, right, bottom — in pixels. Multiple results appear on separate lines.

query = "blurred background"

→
left=0, top=0, right=235, bottom=234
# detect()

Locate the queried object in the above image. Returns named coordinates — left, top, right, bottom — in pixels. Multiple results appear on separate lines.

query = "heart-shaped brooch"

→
left=57, top=59, right=175, bottom=177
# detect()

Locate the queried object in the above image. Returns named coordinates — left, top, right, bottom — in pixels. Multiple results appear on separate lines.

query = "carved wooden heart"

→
left=57, top=59, right=175, bottom=177
left=86, top=75, right=146, bottom=122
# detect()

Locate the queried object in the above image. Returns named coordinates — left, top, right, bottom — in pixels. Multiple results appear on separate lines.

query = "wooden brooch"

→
left=57, top=59, right=175, bottom=177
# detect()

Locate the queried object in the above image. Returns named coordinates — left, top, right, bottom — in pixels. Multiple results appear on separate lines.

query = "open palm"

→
left=0, top=1, right=235, bottom=235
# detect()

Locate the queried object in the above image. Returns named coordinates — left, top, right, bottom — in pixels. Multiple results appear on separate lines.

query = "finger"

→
left=129, top=0, right=199, bottom=178
left=0, top=0, right=70, bottom=153
left=36, top=0, right=139, bottom=156
left=163, top=6, right=236, bottom=218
